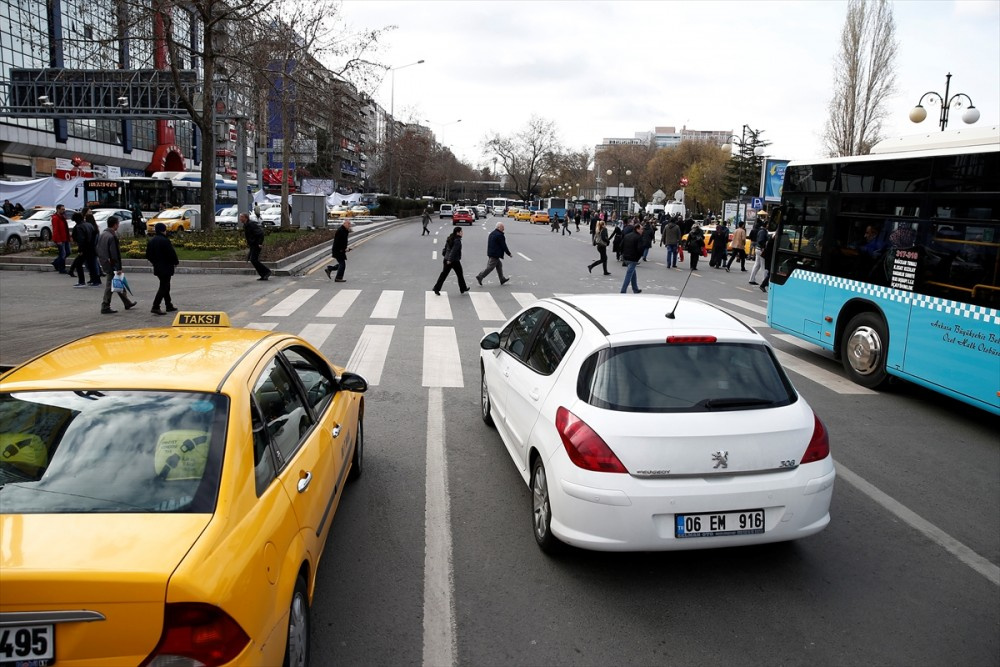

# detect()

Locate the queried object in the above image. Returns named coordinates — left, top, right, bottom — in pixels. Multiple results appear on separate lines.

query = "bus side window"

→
left=922, top=221, right=1000, bottom=308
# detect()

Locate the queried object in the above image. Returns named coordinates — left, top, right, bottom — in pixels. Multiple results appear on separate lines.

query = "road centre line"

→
left=836, top=462, right=1000, bottom=587
left=423, top=387, right=457, bottom=667
left=516, top=252, right=532, bottom=262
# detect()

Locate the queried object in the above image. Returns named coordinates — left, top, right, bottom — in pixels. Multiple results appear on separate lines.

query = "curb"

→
left=0, top=216, right=419, bottom=276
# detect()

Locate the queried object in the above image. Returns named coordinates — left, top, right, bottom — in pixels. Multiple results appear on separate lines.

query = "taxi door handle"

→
left=529, top=389, right=540, bottom=401
left=332, top=424, right=341, bottom=438
left=297, top=471, right=313, bottom=493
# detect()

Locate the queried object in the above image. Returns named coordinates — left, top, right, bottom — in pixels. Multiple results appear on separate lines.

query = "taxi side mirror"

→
left=480, top=332, right=500, bottom=350
left=337, top=371, right=368, bottom=393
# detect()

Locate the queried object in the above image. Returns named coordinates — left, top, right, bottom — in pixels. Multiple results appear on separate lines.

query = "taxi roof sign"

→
left=172, top=312, right=231, bottom=327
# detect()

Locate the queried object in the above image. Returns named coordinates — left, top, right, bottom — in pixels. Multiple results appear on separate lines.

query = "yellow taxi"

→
left=506, top=207, right=520, bottom=218
left=146, top=206, right=198, bottom=234
left=0, top=312, right=368, bottom=666
left=328, top=205, right=350, bottom=219
left=682, top=223, right=753, bottom=255
left=529, top=210, right=550, bottom=224
left=514, top=209, right=532, bottom=222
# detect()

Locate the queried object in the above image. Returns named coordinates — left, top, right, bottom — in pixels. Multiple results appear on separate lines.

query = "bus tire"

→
left=841, top=312, right=890, bottom=389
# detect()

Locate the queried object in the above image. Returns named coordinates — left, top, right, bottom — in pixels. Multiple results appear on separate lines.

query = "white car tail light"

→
left=801, top=413, right=830, bottom=464
left=555, top=407, right=627, bottom=473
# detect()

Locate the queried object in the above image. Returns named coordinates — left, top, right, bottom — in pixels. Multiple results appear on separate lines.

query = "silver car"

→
left=0, top=214, right=27, bottom=251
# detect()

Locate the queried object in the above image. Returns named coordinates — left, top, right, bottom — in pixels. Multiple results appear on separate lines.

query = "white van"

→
left=439, top=204, right=454, bottom=219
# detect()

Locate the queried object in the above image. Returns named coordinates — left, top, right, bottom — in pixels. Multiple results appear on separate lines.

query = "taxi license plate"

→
left=0, top=625, right=54, bottom=665
left=675, top=509, right=765, bottom=538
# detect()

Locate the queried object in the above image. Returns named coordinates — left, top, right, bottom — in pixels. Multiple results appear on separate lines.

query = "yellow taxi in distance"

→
left=0, top=312, right=368, bottom=666
left=529, top=210, right=550, bottom=224
left=682, top=223, right=753, bottom=255
left=146, top=206, right=198, bottom=234
left=506, top=208, right=520, bottom=218
left=514, top=209, right=532, bottom=222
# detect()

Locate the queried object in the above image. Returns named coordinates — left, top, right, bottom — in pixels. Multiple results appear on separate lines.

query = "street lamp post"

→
left=606, top=167, right=631, bottom=218
left=723, top=125, right=765, bottom=225
left=909, top=72, right=980, bottom=131
left=387, top=59, right=424, bottom=197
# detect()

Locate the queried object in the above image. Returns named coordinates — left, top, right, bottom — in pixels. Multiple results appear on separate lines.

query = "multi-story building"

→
left=593, top=125, right=733, bottom=184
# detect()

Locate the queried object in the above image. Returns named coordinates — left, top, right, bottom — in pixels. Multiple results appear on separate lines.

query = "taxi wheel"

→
left=480, top=366, right=494, bottom=427
left=531, top=458, right=562, bottom=555
left=841, top=312, right=890, bottom=389
left=348, top=416, right=363, bottom=482
left=283, top=575, right=310, bottom=667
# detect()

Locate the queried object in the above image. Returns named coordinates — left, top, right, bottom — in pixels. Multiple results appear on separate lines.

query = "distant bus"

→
left=485, top=197, right=510, bottom=215
left=543, top=197, right=567, bottom=221
left=154, top=171, right=246, bottom=212
left=767, top=128, right=999, bottom=415
left=83, top=178, right=173, bottom=219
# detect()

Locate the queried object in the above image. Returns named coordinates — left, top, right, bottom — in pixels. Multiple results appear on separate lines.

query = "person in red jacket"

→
left=51, top=204, right=71, bottom=274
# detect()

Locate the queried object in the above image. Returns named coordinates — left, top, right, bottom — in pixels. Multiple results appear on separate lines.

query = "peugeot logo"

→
left=712, top=451, right=729, bottom=469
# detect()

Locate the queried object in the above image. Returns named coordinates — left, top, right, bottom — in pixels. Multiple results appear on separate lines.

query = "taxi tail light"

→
left=800, top=413, right=830, bottom=464
left=555, top=407, right=627, bottom=473
left=140, top=603, right=250, bottom=667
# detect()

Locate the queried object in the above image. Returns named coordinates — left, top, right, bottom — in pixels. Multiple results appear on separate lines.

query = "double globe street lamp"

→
left=909, top=72, right=980, bottom=132
left=606, top=168, right=631, bottom=218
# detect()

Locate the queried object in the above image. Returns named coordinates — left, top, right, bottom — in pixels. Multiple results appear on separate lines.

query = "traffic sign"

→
left=751, top=197, right=764, bottom=210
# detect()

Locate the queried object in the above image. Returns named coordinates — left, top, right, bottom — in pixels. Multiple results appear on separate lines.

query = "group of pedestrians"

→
left=432, top=220, right=513, bottom=295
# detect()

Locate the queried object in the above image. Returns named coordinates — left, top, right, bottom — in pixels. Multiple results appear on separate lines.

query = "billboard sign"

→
left=762, top=159, right=790, bottom=202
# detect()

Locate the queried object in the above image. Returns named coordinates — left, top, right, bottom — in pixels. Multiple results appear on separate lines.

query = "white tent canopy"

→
left=0, top=176, right=86, bottom=210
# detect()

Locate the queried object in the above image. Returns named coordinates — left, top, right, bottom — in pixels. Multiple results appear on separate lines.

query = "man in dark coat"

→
left=641, top=221, right=655, bottom=261
left=476, top=221, right=512, bottom=286
left=240, top=213, right=270, bottom=280
left=324, top=219, right=352, bottom=282
left=619, top=222, right=644, bottom=294
left=146, top=222, right=179, bottom=315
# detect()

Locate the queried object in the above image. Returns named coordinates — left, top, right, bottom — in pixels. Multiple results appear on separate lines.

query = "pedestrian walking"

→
left=68, top=212, right=98, bottom=286
left=587, top=220, right=612, bottom=275
left=709, top=220, right=730, bottom=268
left=130, top=203, right=145, bottom=237
left=759, top=231, right=777, bottom=293
left=432, top=227, right=469, bottom=295
left=96, top=216, right=138, bottom=314
left=421, top=207, right=432, bottom=236
left=574, top=209, right=581, bottom=232
left=476, top=221, right=512, bottom=286
left=726, top=221, right=748, bottom=272
left=686, top=224, right=706, bottom=271
left=620, top=222, right=644, bottom=294
left=561, top=212, right=572, bottom=236
left=748, top=223, right=770, bottom=285
left=324, top=219, right=352, bottom=282
left=240, top=213, right=271, bottom=280
left=51, top=204, right=70, bottom=274
left=146, top=222, right=179, bottom=314
left=641, top=220, right=655, bottom=261
left=662, top=216, right=681, bottom=268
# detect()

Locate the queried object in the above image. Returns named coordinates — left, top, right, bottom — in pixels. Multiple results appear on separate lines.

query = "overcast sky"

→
left=337, top=0, right=1000, bottom=168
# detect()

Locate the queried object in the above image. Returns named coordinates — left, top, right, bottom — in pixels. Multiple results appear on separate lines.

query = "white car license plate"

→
left=675, top=509, right=765, bottom=538
left=0, top=624, right=54, bottom=665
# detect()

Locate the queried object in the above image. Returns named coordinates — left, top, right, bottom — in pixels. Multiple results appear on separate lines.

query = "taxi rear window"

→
left=0, top=391, right=228, bottom=514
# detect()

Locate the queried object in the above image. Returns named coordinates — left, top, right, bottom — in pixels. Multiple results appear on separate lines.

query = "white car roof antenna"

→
left=665, top=270, right=695, bottom=320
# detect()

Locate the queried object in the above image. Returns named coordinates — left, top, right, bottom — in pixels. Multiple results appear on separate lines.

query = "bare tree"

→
left=824, top=0, right=898, bottom=157
left=483, top=116, right=560, bottom=202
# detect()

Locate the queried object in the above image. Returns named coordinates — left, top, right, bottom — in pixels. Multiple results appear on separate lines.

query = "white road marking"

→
left=433, top=251, right=438, bottom=260
left=423, top=387, right=457, bottom=667
left=371, top=290, right=404, bottom=319
left=316, top=289, right=361, bottom=318
left=836, top=462, right=1000, bottom=587
left=483, top=326, right=497, bottom=337
left=772, top=348, right=874, bottom=394
left=516, top=252, right=532, bottom=262
left=433, top=238, right=438, bottom=244
left=468, top=292, right=505, bottom=321
left=721, top=297, right=768, bottom=316
left=263, top=288, right=318, bottom=317
left=422, top=326, right=463, bottom=387
left=425, top=291, right=453, bottom=320
left=245, top=322, right=278, bottom=331
left=511, top=292, right=537, bottom=309
left=346, top=324, right=394, bottom=385
left=298, top=323, right=335, bottom=349
left=773, top=333, right=828, bottom=353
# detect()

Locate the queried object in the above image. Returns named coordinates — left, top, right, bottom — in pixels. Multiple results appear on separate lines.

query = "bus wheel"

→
left=841, top=312, right=889, bottom=388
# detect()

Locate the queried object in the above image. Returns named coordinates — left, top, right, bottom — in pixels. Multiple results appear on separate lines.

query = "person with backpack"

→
left=432, top=227, right=469, bottom=295
left=619, top=221, right=644, bottom=294
left=240, top=212, right=270, bottom=280
left=587, top=220, right=612, bottom=275
left=146, top=222, right=179, bottom=315
left=662, top=216, right=681, bottom=268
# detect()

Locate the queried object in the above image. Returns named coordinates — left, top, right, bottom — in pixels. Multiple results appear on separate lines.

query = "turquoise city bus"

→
left=766, top=128, right=999, bottom=415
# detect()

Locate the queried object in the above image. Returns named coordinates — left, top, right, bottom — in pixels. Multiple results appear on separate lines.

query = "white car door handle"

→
left=297, top=471, right=313, bottom=493
left=332, top=424, right=341, bottom=438
left=503, top=368, right=510, bottom=378
left=529, top=389, right=540, bottom=401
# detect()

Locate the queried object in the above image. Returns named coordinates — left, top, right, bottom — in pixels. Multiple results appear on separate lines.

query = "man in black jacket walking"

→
left=240, top=213, right=270, bottom=280
left=476, top=221, right=512, bottom=286
left=146, top=222, right=179, bottom=315
left=619, top=222, right=644, bottom=294
left=324, top=219, right=352, bottom=282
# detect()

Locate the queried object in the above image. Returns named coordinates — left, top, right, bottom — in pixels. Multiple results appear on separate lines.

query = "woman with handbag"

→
left=432, top=227, right=469, bottom=295
left=587, top=220, right=612, bottom=275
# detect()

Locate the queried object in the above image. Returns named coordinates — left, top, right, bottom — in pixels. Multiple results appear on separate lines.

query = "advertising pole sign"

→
left=761, top=159, right=790, bottom=202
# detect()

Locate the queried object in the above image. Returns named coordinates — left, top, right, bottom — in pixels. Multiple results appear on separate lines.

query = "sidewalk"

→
left=0, top=215, right=418, bottom=277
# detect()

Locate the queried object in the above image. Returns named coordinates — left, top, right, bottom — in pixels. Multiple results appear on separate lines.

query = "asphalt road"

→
left=1, top=216, right=997, bottom=666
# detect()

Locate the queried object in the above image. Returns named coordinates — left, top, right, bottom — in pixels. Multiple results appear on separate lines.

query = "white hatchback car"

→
left=479, top=294, right=834, bottom=553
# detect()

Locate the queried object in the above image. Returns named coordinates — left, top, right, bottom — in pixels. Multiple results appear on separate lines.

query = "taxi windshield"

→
left=157, top=209, right=186, bottom=219
left=0, top=391, right=228, bottom=514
